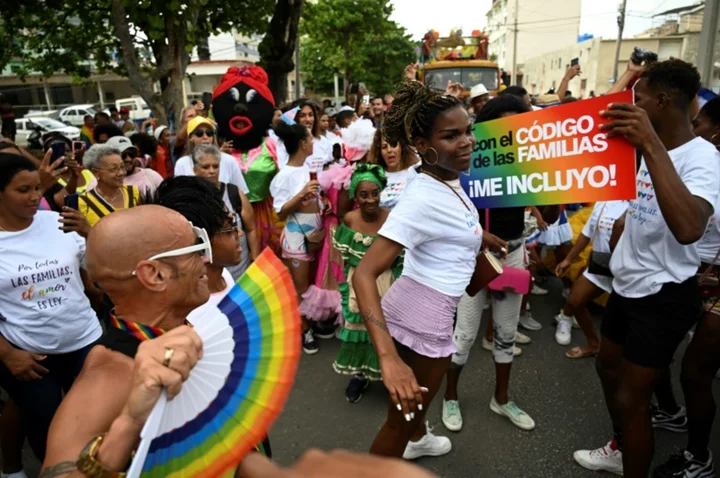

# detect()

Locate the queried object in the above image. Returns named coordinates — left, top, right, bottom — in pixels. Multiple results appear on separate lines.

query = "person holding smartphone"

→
left=270, top=122, right=326, bottom=355
left=0, top=152, right=102, bottom=462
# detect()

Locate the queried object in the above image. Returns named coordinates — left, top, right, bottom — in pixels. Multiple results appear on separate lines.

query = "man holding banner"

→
left=572, top=60, right=720, bottom=478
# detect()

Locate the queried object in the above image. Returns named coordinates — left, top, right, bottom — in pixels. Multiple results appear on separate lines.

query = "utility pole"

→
left=511, top=0, right=519, bottom=85
left=697, top=0, right=720, bottom=87
left=612, top=0, right=628, bottom=83
left=294, top=40, right=301, bottom=101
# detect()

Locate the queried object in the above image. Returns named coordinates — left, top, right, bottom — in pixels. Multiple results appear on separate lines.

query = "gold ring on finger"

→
left=163, top=347, right=175, bottom=367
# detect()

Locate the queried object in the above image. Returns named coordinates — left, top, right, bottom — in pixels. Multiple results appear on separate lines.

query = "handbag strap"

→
left=485, top=208, right=490, bottom=233
left=590, top=203, right=607, bottom=246
left=421, top=171, right=472, bottom=213
left=699, top=247, right=720, bottom=283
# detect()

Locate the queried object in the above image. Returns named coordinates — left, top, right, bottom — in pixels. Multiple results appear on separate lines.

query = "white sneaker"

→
left=573, top=441, right=624, bottom=476
left=518, top=312, right=542, bottom=331
left=402, top=422, right=452, bottom=460
left=555, top=319, right=572, bottom=346
left=490, top=397, right=535, bottom=430
left=531, top=284, right=549, bottom=296
left=442, top=400, right=463, bottom=431
left=515, top=331, right=531, bottom=344
left=482, top=337, right=522, bottom=357
left=555, top=311, right=579, bottom=328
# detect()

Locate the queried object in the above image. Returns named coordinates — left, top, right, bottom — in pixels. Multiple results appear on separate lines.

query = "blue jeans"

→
left=0, top=341, right=96, bottom=461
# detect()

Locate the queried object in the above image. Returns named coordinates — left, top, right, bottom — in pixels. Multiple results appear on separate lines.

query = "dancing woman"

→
left=353, top=81, right=481, bottom=459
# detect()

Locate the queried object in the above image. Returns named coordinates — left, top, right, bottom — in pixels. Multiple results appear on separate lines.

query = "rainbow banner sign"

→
left=460, top=90, right=637, bottom=208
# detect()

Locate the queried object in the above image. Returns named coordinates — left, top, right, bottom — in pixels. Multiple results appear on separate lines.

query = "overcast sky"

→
left=390, top=0, right=700, bottom=41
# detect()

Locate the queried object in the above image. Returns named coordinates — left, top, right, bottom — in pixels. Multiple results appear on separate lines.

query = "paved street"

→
left=16, top=279, right=720, bottom=477
left=272, top=279, right=720, bottom=478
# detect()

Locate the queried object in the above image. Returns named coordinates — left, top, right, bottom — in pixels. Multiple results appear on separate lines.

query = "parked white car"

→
left=15, top=117, right=80, bottom=147
left=58, top=104, right=97, bottom=127
left=116, top=96, right=151, bottom=122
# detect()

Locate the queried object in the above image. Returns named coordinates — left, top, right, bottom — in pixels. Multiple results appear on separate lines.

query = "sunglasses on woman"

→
left=193, top=128, right=215, bottom=138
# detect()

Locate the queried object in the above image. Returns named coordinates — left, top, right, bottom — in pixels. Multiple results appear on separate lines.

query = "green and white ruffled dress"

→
left=332, top=223, right=403, bottom=381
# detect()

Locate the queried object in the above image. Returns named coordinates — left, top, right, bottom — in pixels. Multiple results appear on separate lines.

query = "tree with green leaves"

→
left=0, top=0, right=303, bottom=125
left=299, top=0, right=414, bottom=97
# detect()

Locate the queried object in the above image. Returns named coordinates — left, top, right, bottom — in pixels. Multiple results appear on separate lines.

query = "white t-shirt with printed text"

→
left=610, top=138, right=720, bottom=297
left=582, top=200, right=629, bottom=254
left=0, top=212, right=102, bottom=354
left=380, top=167, right=418, bottom=211
left=379, top=173, right=483, bottom=297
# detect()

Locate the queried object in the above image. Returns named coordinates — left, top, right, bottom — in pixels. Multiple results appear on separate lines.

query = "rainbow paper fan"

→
left=127, top=248, right=301, bottom=478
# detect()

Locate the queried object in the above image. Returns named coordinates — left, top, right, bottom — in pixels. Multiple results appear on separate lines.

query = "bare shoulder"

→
left=343, top=209, right=359, bottom=227
left=42, top=346, right=134, bottom=475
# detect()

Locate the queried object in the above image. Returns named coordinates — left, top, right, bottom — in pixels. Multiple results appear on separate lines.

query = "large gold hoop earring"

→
left=424, top=147, right=439, bottom=166
left=711, top=132, right=720, bottom=147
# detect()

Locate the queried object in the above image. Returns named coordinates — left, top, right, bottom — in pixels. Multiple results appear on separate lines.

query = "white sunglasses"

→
left=132, top=222, right=212, bottom=276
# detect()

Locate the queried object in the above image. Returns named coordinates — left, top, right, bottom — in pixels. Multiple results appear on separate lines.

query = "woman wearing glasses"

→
left=105, top=136, right=163, bottom=197
left=192, top=144, right=260, bottom=279
left=0, top=153, right=102, bottom=462
left=173, top=116, right=249, bottom=196
left=79, top=144, right=142, bottom=227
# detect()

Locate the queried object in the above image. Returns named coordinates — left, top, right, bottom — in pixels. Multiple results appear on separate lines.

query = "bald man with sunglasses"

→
left=41, top=206, right=210, bottom=477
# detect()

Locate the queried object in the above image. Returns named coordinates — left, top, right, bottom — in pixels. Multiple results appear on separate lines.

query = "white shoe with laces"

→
left=402, top=422, right=452, bottom=460
left=555, top=311, right=579, bottom=328
left=442, top=400, right=463, bottom=431
left=573, top=441, right=623, bottom=476
left=555, top=319, right=572, bottom=346
left=531, top=284, right=549, bottom=296
left=515, top=331, right=532, bottom=344
left=490, top=397, right=535, bottom=430
left=519, top=312, right=542, bottom=331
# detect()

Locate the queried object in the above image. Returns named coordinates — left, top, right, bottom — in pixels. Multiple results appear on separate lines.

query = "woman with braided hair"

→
left=353, top=81, right=481, bottom=459
left=332, top=164, right=403, bottom=403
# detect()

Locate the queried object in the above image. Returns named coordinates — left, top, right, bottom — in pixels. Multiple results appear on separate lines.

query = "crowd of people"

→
left=0, top=54, right=718, bottom=478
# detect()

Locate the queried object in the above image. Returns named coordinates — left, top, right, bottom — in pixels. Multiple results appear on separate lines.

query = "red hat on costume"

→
left=212, top=66, right=275, bottom=107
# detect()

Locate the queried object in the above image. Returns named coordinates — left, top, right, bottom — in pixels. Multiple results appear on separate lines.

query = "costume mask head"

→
left=212, top=66, right=276, bottom=152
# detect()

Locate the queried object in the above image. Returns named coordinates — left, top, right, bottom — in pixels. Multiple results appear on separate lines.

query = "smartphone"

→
left=362, top=94, right=370, bottom=104
left=51, top=142, right=66, bottom=161
left=202, top=92, right=212, bottom=110
left=72, top=141, right=85, bottom=153
left=63, top=193, right=79, bottom=211
left=309, top=171, right=318, bottom=181
left=571, top=57, right=579, bottom=67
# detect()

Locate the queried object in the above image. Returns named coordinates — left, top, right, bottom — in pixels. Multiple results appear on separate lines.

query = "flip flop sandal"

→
left=565, top=346, right=598, bottom=359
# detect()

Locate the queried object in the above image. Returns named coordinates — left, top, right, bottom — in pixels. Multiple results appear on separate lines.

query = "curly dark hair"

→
left=367, top=128, right=416, bottom=170
left=500, top=86, right=528, bottom=99
left=475, top=95, right=531, bottom=124
left=151, top=176, right=228, bottom=239
left=383, top=81, right=463, bottom=147
left=699, top=97, right=720, bottom=126
left=641, top=59, right=700, bottom=108
left=93, top=123, right=124, bottom=143
left=129, top=133, right=158, bottom=158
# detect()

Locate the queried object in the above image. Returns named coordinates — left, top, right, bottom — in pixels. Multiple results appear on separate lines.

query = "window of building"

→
left=558, top=58, right=562, bottom=69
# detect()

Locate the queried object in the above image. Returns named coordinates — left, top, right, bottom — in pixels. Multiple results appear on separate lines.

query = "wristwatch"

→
left=76, top=435, right=127, bottom=478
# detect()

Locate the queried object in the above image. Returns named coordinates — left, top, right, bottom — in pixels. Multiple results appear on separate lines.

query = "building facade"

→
left=486, top=0, right=581, bottom=77
left=522, top=4, right=719, bottom=97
